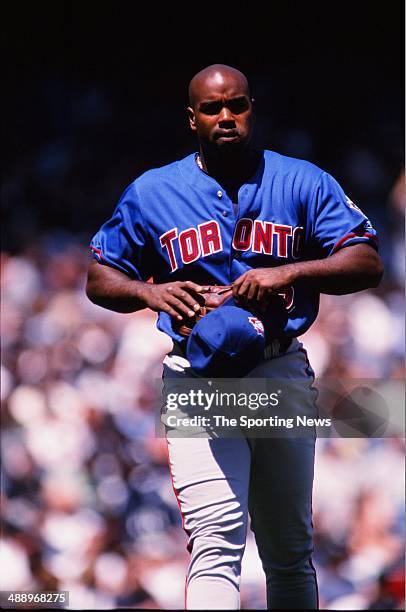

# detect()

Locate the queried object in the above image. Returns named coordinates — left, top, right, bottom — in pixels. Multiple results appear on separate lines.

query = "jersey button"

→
left=217, top=190, right=223, bottom=198
left=222, top=210, right=228, bottom=217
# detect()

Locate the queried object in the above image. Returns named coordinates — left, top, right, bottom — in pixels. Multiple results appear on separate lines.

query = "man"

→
left=86, top=64, right=383, bottom=609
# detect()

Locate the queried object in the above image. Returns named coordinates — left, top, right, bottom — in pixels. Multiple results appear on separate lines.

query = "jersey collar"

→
left=177, top=151, right=266, bottom=197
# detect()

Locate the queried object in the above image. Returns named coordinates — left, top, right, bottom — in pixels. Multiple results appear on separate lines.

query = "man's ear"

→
left=187, top=106, right=197, bottom=131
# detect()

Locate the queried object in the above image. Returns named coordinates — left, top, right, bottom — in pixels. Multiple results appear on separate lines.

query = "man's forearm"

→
left=292, top=244, right=383, bottom=295
left=86, top=261, right=149, bottom=313
left=86, top=260, right=205, bottom=318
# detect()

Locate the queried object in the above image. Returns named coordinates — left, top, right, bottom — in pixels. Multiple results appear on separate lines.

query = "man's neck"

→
left=197, top=147, right=260, bottom=190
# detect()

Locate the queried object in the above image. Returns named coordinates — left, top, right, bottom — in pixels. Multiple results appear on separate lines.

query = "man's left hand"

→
left=232, top=266, right=295, bottom=306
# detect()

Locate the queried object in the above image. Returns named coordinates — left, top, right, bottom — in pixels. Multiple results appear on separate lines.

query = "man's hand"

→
left=231, top=243, right=383, bottom=303
left=86, top=259, right=204, bottom=316
left=232, top=266, right=295, bottom=305
left=141, top=280, right=204, bottom=321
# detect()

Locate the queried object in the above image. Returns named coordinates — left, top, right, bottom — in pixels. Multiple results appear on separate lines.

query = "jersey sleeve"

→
left=307, top=171, right=378, bottom=257
left=89, top=183, right=152, bottom=280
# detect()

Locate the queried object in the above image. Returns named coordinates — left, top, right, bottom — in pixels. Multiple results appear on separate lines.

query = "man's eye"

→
left=227, top=99, right=249, bottom=114
left=201, top=102, right=222, bottom=115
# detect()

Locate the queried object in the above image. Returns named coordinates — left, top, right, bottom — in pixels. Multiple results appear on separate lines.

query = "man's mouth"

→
left=215, top=131, right=239, bottom=141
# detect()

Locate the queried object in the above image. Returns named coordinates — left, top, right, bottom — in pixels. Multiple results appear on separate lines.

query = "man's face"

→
left=187, top=71, right=254, bottom=155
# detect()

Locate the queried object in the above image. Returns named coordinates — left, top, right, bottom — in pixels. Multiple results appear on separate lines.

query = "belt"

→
left=171, top=336, right=292, bottom=361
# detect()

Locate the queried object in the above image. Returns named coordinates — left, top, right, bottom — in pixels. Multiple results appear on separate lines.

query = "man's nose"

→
left=218, top=106, right=235, bottom=125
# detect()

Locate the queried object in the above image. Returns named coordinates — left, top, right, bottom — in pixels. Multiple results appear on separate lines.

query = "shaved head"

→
left=188, top=64, right=250, bottom=108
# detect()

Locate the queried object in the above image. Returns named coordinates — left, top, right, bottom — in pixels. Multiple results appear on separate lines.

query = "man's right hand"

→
left=141, top=280, right=204, bottom=320
left=86, top=259, right=204, bottom=316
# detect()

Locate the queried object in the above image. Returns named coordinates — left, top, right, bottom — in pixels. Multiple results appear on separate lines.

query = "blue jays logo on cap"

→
left=248, top=316, right=265, bottom=336
left=186, top=297, right=287, bottom=378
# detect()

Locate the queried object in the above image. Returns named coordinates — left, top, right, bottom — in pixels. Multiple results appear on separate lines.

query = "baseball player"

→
left=86, top=64, right=383, bottom=609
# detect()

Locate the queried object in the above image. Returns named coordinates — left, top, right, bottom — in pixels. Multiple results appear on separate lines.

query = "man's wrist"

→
left=283, top=262, right=304, bottom=284
left=286, top=261, right=321, bottom=284
left=132, top=280, right=152, bottom=306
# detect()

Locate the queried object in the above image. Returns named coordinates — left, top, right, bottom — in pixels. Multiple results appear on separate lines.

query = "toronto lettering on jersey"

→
left=160, top=219, right=305, bottom=272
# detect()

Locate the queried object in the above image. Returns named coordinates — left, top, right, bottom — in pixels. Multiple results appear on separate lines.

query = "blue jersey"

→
left=90, top=150, right=378, bottom=342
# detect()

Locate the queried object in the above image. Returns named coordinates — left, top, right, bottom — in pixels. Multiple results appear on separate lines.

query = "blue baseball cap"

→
left=186, top=296, right=287, bottom=377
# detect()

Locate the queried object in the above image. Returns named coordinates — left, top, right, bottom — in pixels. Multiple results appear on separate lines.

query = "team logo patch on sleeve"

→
left=345, top=195, right=364, bottom=215
left=90, top=245, right=104, bottom=262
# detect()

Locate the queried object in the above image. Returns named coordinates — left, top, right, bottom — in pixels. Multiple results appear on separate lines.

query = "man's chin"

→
left=215, top=139, right=246, bottom=156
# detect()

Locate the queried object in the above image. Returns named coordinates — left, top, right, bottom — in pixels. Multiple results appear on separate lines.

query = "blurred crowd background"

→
left=2, top=3, right=404, bottom=610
